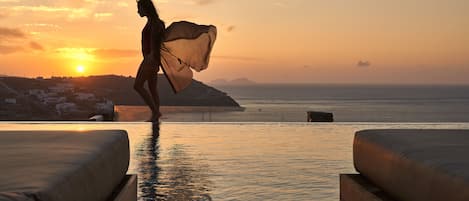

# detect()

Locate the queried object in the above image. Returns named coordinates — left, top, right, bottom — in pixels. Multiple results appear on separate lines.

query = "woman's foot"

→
left=146, top=112, right=162, bottom=122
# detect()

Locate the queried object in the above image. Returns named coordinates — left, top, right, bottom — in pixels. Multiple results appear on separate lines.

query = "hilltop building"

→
left=4, top=98, right=16, bottom=104
left=56, top=103, right=78, bottom=116
left=76, top=93, right=96, bottom=101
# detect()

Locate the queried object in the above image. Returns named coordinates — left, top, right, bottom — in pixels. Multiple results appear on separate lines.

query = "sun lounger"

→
left=341, top=129, right=469, bottom=201
left=0, top=130, right=136, bottom=201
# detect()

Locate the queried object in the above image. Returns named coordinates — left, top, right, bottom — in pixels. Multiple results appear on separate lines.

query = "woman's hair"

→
left=138, top=0, right=160, bottom=19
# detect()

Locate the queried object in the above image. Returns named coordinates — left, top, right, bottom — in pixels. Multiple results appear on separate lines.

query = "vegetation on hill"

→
left=1, top=75, right=240, bottom=107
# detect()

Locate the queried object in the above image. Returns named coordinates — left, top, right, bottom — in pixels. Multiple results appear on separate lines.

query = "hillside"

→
left=1, top=75, right=240, bottom=107
left=71, top=75, right=240, bottom=106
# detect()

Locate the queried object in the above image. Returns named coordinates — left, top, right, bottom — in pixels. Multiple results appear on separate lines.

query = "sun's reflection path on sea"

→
left=136, top=123, right=212, bottom=201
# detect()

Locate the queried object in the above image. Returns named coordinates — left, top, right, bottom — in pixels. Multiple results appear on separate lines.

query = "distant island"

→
left=0, top=75, right=240, bottom=120
left=210, top=78, right=257, bottom=86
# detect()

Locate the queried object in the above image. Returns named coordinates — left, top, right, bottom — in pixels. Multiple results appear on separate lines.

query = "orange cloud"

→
left=212, top=55, right=260, bottom=61
left=0, top=44, right=23, bottom=54
left=357, top=61, right=371, bottom=67
left=226, top=25, right=235, bottom=32
left=7, top=5, right=91, bottom=20
left=0, top=27, right=29, bottom=54
left=189, top=0, right=216, bottom=6
left=55, top=47, right=139, bottom=61
left=94, top=12, right=113, bottom=21
left=0, top=27, right=25, bottom=38
left=93, top=49, right=139, bottom=59
left=29, top=41, right=44, bottom=50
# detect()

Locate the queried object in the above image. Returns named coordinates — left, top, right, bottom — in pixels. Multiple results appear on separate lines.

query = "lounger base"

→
left=340, top=174, right=395, bottom=201
left=110, top=175, right=137, bottom=201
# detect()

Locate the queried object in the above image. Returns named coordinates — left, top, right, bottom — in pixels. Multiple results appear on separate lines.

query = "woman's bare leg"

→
left=148, top=74, right=161, bottom=119
left=134, top=62, right=157, bottom=118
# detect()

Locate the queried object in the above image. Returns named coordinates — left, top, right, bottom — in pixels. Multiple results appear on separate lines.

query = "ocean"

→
left=117, top=84, right=469, bottom=122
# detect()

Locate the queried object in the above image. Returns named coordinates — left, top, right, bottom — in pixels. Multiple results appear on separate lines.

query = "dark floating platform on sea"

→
left=307, top=111, right=334, bottom=122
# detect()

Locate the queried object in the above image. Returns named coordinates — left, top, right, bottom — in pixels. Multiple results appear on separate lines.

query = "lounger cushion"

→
left=0, top=130, right=129, bottom=201
left=354, top=129, right=469, bottom=201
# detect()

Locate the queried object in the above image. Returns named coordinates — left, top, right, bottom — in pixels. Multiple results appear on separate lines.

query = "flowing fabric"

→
left=160, top=21, right=217, bottom=93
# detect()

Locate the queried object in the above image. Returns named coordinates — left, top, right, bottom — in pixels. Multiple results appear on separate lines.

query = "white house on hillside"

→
left=4, top=98, right=16, bottom=104
left=29, top=89, right=46, bottom=99
left=43, top=97, right=66, bottom=105
left=96, top=100, right=114, bottom=114
left=76, top=93, right=96, bottom=101
left=56, top=102, right=78, bottom=115
left=48, top=83, right=74, bottom=93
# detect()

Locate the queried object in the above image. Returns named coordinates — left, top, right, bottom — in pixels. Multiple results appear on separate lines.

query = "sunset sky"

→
left=0, top=0, right=468, bottom=84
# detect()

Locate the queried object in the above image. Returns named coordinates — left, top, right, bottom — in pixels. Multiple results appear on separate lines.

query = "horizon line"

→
left=1, top=74, right=469, bottom=86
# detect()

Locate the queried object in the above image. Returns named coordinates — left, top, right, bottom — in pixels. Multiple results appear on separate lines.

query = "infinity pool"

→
left=1, top=122, right=469, bottom=200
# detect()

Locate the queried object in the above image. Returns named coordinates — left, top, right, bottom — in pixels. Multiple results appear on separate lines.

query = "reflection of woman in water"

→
left=134, top=0, right=165, bottom=122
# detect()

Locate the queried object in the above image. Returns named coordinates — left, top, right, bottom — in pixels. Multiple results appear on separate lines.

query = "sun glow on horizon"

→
left=76, top=65, right=85, bottom=74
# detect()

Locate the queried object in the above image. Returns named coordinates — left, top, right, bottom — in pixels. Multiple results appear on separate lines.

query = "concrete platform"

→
left=110, top=175, right=137, bottom=201
left=340, top=174, right=395, bottom=201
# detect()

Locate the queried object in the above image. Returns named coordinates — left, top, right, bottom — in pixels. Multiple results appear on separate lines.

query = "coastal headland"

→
left=0, top=75, right=240, bottom=120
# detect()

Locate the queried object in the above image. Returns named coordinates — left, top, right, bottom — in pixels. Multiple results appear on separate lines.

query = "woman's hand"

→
left=143, top=52, right=157, bottom=65
left=147, top=51, right=160, bottom=63
left=142, top=58, right=154, bottom=70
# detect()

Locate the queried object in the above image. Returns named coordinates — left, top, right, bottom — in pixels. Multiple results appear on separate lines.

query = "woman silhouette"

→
left=134, top=0, right=165, bottom=122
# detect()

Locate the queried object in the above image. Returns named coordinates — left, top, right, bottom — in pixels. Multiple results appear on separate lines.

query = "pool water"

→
left=1, top=122, right=469, bottom=200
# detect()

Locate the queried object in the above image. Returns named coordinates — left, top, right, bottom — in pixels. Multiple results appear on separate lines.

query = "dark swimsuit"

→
left=138, top=21, right=164, bottom=78
left=142, top=23, right=153, bottom=56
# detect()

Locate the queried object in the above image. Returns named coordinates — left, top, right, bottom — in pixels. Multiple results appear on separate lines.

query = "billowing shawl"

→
left=160, top=21, right=217, bottom=93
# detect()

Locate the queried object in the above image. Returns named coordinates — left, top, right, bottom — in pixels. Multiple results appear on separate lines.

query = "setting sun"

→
left=76, top=65, right=85, bottom=74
